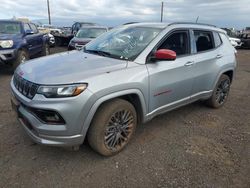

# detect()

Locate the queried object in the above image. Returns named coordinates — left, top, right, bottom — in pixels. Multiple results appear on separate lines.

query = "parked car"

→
left=222, top=28, right=242, bottom=48
left=53, top=22, right=97, bottom=46
left=229, top=37, right=242, bottom=48
left=0, top=19, right=49, bottom=71
left=11, top=22, right=237, bottom=156
left=240, top=33, right=250, bottom=48
left=38, top=24, right=63, bottom=35
left=68, top=26, right=108, bottom=50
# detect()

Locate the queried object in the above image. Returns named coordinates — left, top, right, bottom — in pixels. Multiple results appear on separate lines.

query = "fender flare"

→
left=212, top=67, right=235, bottom=90
left=80, top=89, right=147, bottom=139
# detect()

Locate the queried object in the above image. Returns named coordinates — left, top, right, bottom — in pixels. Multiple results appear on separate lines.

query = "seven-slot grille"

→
left=13, top=73, right=39, bottom=99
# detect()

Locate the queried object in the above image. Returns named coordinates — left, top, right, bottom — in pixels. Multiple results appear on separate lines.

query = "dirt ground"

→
left=0, top=48, right=249, bottom=188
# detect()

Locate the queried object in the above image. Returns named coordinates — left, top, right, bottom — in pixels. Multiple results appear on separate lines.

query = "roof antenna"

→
left=160, top=2, right=164, bottom=22
left=196, top=16, right=199, bottom=23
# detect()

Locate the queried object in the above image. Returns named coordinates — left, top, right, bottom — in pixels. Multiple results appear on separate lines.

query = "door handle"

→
left=184, top=61, right=194, bottom=66
left=216, top=54, right=223, bottom=59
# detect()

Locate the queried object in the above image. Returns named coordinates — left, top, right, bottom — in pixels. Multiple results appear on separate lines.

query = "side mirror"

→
left=154, top=49, right=176, bottom=61
left=25, top=29, right=34, bottom=35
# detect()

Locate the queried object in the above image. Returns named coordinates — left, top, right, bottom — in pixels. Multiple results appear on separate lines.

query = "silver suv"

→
left=11, top=22, right=237, bottom=156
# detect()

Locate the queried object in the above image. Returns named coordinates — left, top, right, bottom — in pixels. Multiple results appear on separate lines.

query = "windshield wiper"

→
left=84, top=49, right=111, bottom=57
left=84, top=48, right=130, bottom=61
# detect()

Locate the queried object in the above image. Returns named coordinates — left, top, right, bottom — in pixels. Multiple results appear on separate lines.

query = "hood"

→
left=0, top=33, right=22, bottom=40
left=16, top=50, right=127, bottom=85
left=71, top=37, right=92, bottom=44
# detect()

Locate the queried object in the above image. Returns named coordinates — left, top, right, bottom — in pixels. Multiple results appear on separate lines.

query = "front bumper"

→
left=19, top=115, right=84, bottom=146
left=10, top=78, right=96, bottom=146
left=0, top=49, right=17, bottom=64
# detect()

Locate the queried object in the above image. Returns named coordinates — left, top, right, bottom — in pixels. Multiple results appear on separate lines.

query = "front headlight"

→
left=37, top=84, right=88, bottom=98
left=0, top=40, right=14, bottom=48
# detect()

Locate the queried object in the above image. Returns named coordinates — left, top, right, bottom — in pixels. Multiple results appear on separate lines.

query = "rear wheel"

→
left=88, top=99, right=137, bottom=156
left=12, top=50, right=29, bottom=72
left=206, top=74, right=231, bottom=108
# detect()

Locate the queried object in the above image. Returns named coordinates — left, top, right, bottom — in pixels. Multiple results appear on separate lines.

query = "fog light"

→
left=44, top=113, right=60, bottom=122
left=33, top=109, right=65, bottom=124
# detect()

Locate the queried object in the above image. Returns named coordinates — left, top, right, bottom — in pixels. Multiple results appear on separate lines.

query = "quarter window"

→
left=194, top=30, right=214, bottom=52
left=158, top=31, right=189, bottom=56
left=214, top=32, right=222, bottom=47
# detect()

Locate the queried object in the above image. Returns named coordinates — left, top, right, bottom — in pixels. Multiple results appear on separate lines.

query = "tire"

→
left=55, top=37, right=62, bottom=46
left=206, top=74, right=231, bottom=108
left=88, top=99, right=137, bottom=156
left=41, top=43, right=50, bottom=56
left=12, top=50, right=29, bottom=72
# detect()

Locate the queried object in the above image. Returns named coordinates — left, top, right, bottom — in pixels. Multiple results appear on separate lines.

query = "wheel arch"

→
left=80, top=89, right=147, bottom=139
left=212, top=68, right=235, bottom=90
left=222, top=70, right=234, bottom=83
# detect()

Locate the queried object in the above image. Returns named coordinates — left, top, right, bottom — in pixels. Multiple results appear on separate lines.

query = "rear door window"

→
left=194, top=30, right=214, bottom=52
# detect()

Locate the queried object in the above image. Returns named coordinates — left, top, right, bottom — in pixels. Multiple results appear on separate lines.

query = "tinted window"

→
left=24, top=23, right=31, bottom=31
left=159, top=31, right=189, bottom=56
left=29, top=24, right=38, bottom=33
left=194, top=30, right=214, bottom=52
left=214, top=32, right=222, bottom=47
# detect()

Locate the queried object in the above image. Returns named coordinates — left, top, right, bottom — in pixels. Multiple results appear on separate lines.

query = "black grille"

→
left=13, top=73, right=39, bottom=99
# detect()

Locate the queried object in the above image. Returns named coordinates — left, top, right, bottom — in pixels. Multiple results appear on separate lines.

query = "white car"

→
left=229, top=37, right=242, bottom=48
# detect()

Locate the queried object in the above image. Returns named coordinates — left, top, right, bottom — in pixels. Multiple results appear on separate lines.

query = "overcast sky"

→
left=0, top=0, right=249, bottom=28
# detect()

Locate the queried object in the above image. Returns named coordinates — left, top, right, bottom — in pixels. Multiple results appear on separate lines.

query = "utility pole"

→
left=160, top=1, right=164, bottom=22
left=47, top=0, right=51, bottom=25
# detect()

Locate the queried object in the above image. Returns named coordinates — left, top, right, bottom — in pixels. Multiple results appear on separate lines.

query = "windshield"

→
left=0, top=22, right=21, bottom=34
left=76, top=28, right=107, bottom=38
left=84, top=26, right=162, bottom=60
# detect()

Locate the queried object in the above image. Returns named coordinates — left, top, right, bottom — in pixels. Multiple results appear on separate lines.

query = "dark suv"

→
left=0, top=20, right=49, bottom=70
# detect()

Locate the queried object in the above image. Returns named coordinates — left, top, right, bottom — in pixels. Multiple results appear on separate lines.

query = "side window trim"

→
left=189, top=29, right=197, bottom=54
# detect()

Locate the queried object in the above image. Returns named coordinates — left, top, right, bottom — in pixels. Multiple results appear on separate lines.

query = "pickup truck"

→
left=0, top=20, right=49, bottom=71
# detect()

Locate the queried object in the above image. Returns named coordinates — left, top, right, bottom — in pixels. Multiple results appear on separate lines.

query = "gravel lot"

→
left=0, top=48, right=249, bottom=188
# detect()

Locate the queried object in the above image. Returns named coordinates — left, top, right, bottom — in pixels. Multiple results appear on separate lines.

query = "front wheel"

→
left=88, top=99, right=137, bottom=156
left=206, top=74, right=231, bottom=108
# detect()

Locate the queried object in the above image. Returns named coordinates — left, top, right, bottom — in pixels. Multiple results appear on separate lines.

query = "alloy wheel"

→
left=104, top=109, right=134, bottom=151
left=215, top=79, right=230, bottom=104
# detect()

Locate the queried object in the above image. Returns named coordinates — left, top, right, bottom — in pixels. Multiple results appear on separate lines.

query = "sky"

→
left=0, top=0, right=249, bottom=29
